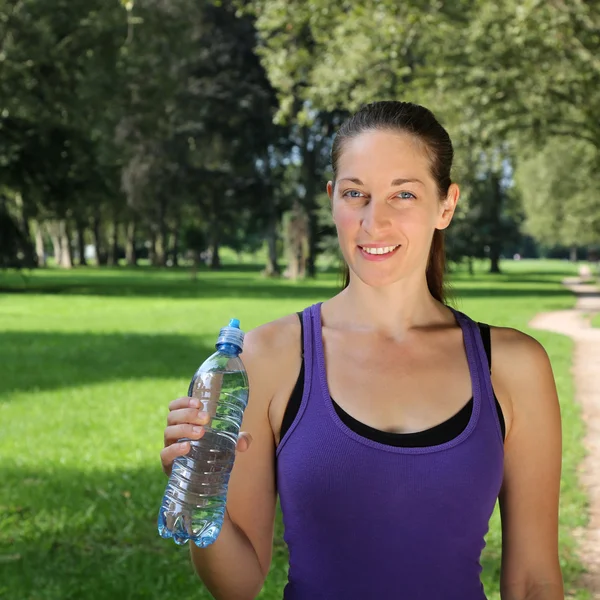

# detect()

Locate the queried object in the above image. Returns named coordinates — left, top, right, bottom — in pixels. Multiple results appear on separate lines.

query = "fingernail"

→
left=198, top=411, right=208, bottom=422
left=189, top=398, right=200, bottom=407
left=192, top=426, right=203, bottom=434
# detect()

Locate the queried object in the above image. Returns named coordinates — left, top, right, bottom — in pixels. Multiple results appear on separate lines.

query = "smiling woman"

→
left=160, top=101, right=564, bottom=600
left=328, top=103, right=457, bottom=297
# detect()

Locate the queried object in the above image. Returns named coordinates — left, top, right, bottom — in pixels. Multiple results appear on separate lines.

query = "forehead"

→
left=337, top=130, right=432, bottom=179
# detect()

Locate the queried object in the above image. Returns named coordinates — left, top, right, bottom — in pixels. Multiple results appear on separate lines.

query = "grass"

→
left=0, top=258, right=590, bottom=599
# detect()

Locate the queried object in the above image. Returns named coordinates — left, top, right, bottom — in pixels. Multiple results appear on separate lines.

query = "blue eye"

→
left=343, top=190, right=364, bottom=198
left=397, top=191, right=416, bottom=199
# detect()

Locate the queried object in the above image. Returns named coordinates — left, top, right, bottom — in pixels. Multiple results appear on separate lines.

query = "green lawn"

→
left=591, top=313, right=600, bottom=328
left=0, top=259, right=590, bottom=599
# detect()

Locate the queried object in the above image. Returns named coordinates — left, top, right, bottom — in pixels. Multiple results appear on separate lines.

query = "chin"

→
left=348, top=267, right=402, bottom=289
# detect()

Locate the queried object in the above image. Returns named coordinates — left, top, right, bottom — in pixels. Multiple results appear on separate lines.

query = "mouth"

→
left=357, top=244, right=401, bottom=260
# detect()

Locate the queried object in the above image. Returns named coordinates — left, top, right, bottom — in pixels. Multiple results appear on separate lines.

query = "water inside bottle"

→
left=158, top=367, right=249, bottom=547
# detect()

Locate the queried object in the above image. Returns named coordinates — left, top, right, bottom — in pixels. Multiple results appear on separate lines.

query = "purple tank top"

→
left=275, top=303, right=504, bottom=600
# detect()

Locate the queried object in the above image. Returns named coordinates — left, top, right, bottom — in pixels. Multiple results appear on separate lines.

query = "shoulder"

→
left=490, top=325, right=552, bottom=380
left=241, top=312, right=303, bottom=399
left=243, top=312, right=302, bottom=361
left=490, top=325, right=559, bottom=438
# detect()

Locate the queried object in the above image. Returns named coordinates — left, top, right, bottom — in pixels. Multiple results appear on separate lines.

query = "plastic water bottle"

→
left=158, top=318, right=249, bottom=548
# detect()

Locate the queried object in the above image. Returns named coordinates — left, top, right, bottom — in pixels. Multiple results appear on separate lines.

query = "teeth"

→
left=362, top=245, right=399, bottom=255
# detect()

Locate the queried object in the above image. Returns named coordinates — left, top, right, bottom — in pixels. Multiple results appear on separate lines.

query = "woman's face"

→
left=327, top=129, right=458, bottom=288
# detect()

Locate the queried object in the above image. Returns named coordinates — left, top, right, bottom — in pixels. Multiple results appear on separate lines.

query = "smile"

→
left=357, top=244, right=402, bottom=261
left=359, top=245, right=401, bottom=255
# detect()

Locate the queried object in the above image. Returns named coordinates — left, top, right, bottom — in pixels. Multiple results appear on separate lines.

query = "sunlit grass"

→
left=0, top=258, right=589, bottom=599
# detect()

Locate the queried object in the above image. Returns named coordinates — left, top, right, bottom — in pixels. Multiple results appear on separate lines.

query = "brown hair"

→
left=331, top=101, right=453, bottom=303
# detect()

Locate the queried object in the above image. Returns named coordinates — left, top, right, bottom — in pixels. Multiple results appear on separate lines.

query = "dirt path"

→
left=529, top=277, right=600, bottom=597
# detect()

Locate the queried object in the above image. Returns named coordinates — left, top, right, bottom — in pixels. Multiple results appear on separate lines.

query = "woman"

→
left=161, top=101, right=564, bottom=599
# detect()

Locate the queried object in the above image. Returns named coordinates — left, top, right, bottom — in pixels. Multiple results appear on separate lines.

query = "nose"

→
left=361, top=200, right=392, bottom=237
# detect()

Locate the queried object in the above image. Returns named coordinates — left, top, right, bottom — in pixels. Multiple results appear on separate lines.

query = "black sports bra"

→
left=279, top=312, right=506, bottom=448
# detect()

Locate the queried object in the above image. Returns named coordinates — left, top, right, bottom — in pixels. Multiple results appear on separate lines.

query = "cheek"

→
left=399, top=207, right=436, bottom=235
left=333, top=205, right=359, bottom=236
left=402, top=210, right=430, bottom=232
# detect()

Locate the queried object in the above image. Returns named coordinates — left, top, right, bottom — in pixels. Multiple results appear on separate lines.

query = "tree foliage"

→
left=514, top=137, right=600, bottom=247
left=0, top=0, right=597, bottom=272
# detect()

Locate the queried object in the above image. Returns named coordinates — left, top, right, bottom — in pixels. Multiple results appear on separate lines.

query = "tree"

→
left=0, top=0, right=127, bottom=267
left=244, top=0, right=600, bottom=269
left=0, top=192, right=36, bottom=269
left=514, top=137, right=600, bottom=254
left=117, top=0, right=281, bottom=270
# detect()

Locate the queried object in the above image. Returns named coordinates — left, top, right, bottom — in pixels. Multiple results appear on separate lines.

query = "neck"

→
left=326, top=272, right=452, bottom=339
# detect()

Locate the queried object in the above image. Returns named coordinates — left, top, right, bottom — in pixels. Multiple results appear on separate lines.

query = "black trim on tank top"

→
left=279, top=311, right=506, bottom=448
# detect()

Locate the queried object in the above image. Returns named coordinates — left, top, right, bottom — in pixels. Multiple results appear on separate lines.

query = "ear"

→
left=436, top=183, right=460, bottom=231
left=326, top=180, right=334, bottom=207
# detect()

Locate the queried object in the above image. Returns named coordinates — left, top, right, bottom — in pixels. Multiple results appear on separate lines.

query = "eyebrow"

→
left=338, top=177, right=424, bottom=186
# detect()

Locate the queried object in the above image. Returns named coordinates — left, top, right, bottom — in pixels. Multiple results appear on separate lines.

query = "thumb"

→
left=236, top=431, right=253, bottom=453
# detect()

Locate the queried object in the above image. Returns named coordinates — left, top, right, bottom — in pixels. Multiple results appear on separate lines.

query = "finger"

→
left=168, top=396, right=201, bottom=411
left=236, top=432, right=253, bottom=453
left=167, top=408, right=210, bottom=427
left=160, top=441, right=191, bottom=473
left=164, top=423, right=206, bottom=447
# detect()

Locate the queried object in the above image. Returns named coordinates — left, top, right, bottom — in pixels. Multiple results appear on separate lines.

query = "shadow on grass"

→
left=0, top=331, right=214, bottom=397
left=0, top=275, right=573, bottom=302
left=0, top=465, right=289, bottom=600
left=572, top=287, right=600, bottom=299
left=0, top=262, right=580, bottom=301
left=0, top=275, right=338, bottom=300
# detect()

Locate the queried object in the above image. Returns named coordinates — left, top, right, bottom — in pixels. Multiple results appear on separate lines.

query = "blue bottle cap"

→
left=217, top=318, right=244, bottom=352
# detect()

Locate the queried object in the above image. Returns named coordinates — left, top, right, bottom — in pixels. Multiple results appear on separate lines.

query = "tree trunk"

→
left=107, top=215, right=119, bottom=267
left=263, top=185, right=280, bottom=277
left=170, top=234, right=179, bottom=267
left=58, top=219, right=73, bottom=269
left=570, top=245, right=578, bottom=262
left=468, top=255, right=474, bottom=276
left=265, top=226, right=280, bottom=276
left=487, top=172, right=503, bottom=275
left=92, top=215, right=107, bottom=265
left=170, top=215, right=180, bottom=267
left=155, top=197, right=168, bottom=267
left=112, top=216, right=119, bottom=266
left=156, top=230, right=167, bottom=266
left=75, top=218, right=87, bottom=266
left=210, top=231, right=221, bottom=270
left=148, top=230, right=159, bottom=266
left=13, top=192, right=29, bottom=233
left=32, top=220, right=46, bottom=267
left=489, top=252, right=501, bottom=274
left=284, top=201, right=308, bottom=280
left=48, top=221, right=62, bottom=266
left=126, top=219, right=137, bottom=266
left=301, top=127, right=319, bottom=278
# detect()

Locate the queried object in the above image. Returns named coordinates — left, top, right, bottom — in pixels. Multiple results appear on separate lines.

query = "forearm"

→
left=189, top=511, right=266, bottom=600
left=502, top=582, right=564, bottom=600
left=523, top=585, right=564, bottom=600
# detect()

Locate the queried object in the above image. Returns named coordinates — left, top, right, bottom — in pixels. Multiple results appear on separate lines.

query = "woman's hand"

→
left=160, top=396, right=253, bottom=477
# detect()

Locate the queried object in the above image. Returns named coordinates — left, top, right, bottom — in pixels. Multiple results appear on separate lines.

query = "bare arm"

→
left=506, top=584, right=564, bottom=600
left=190, top=324, right=280, bottom=598
left=493, top=329, right=564, bottom=600
left=189, top=508, right=267, bottom=600
left=162, top=323, right=285, bottom=599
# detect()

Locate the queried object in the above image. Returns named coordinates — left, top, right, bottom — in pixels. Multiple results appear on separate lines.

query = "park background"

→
left=0, top=0, right=599, bottom=599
